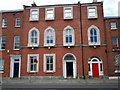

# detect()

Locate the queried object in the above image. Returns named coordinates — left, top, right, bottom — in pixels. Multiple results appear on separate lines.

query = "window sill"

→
left=28, top=44, right=39, bottom=47
left=0, top=71, right=4, bottom=73
left=45, top=18, right=54, bottom=21
left=45, top=71, right=54, bottom=73
left=115, top=70, right=120, bottom=73
left=2, top=27, right=7, bottom=28
left=0, top=49, right=5, bottom=51
left=63, top=44, right=75, bottom=46
left=29, top=18, right=39, bottom=21
left=64, top=17, right=73, bottom=20
left=111, top=28, right=117, bottom=30
left=15, top=26, right=21, bottom=28
left=88, top=17, right=98, bottom=19
left=28, top=71, right=38, bottom=73
left=13, top=49, right=20, bottom=51
left=44, top=44, right=55, bottom=47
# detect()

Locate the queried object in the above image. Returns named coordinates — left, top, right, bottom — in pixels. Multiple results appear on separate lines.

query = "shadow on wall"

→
left=118, top=1, right=120, bottom=16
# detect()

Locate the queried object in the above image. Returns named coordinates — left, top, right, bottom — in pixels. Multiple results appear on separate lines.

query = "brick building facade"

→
left=0, top=1, right=120, bottom=79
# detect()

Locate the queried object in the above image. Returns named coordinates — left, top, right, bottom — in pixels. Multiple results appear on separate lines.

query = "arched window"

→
left=88, top=25, right=100, bottom=45
left=28, top=27, right=39, bottom=47
left=64, top=54, right=75, bottom=60
left=44, top=27, right=55, bottom=46
left=63, top=26, right=75, bottom=46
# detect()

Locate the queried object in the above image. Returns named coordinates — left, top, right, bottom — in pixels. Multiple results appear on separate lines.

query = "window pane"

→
left=112, top=38, right=118, bottom=46
left=0, top=59, right=4, bottom=71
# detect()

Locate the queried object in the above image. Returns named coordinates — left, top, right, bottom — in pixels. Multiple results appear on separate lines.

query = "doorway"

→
left=13, top=59, right=19, bottom=77
left=63, top=53, right=76, bottom=78
left=66, top=62, right=73, bottom=77
left=92, top=63, right=99, bottom=77
left=10, top=55, right=21, bottom=78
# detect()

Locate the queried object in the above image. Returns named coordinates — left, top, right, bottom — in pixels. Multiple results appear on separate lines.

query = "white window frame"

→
left=15, top=18, right=21, bottom=27
left=0, top=59, right=4, bottom=73
left=2, top=18, right=7, bottom=28
left=28, top=27, right=40, bottom=47
left=45, top=8, right=54, bottom=20
left=29, top=9, right=39, bottom=21
left=13, top=36, right=20, bottom=50
left=27, top=54, right=39, bottom=73
left=63, top=26, right=75, bottom=46
left=44, top=54, right=56, bottom=73
left=44, top=27, right=55, bottom=46
left=87, top=6, right=97, bottom=19
left=110, top=22, right=117, bottom=30
left=88, top=25, right=100, bottom=45
left=64, top=7, right=73, bottom=19
left=0, top=36, right=6, bottom=50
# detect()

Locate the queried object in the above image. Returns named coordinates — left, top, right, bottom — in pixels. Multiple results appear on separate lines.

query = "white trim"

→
left=2, top=18, right=7, bottom=28
left=44, top=54, right=56, bottom=73
left=88, top=57, right=103, bottom=77
left=45, top=8, right=55, bottom=20
left=109, top=77, right=119, bottom=79
left=27, top=54, right=39, bottom=73
left=28, top=27, right=40, bottom=47
left=29, top=9, right=39, bottom=21
left=87, top=6, right=98, bottom=19
left=63, top=53, right=76, bottom=78
left=0, top=36, right=6, bottom=51
left=110, top=22, right=117, bottom=30
left=64, top=6, right=73, bottom=19
left=10, top=55, right=21, bottom=78
left=44, top=26, right=55, bottom=46
left=15, top=18, right=21, bottom=27
left=13, top=36, right=20, bottom=50
left=63, top=26, right=75, bottom=46
left=88, top=25, right=100, bottom=45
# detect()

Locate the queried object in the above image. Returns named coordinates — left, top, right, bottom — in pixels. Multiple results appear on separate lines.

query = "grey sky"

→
left=0, top=0, right=119, bottom=17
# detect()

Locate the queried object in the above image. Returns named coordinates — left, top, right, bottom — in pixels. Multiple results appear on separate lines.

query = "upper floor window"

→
left=63, top=26, right=75, bottom=46
left=110, top=22, right=117, bottom=30
left=14, top=36, right=20, bottom=50
left=44, top=27, right=55, bottom=46
left=64, top=7, right=73, bottom=19
left=15, top=18, right=21, bottom=27
left=0, top=36, right=6, bottom=50
left=112, top=37, right=118, bottom=48
left=0, top=59, right=4, bottom=73
left=28, top=27, right=39, bottom=47
left=44, top=54, right=55, bottom=73
left=30, top=9, right=39, bottom=21
left=2, top=18, right=7, bottom=28
left=45, top=8, right=54, bottom=20
left=87, top=6, right=97, bottom=19
left=27, top=54, right=39, bottom=73
left=88, top=25, right=100, bottom=45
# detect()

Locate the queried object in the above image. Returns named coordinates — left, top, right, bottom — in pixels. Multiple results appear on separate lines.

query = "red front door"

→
left=92, top=63, right=99, bottom=77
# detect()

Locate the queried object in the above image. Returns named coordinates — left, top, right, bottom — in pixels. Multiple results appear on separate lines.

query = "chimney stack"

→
left=93, top=0, right=97, bottom=2
left=31, top=1, right=37, bottom=7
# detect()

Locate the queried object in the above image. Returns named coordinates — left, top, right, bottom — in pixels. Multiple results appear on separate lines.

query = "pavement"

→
left=1, top=78, right=119, bottom=85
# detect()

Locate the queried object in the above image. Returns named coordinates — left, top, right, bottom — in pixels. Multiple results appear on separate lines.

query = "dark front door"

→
left=13, top=60, right=19, bottom=78
left=66, top=62, right=73, bottom=77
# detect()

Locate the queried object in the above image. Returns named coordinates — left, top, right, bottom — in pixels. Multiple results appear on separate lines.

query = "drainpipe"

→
left=78, top=2, right=85, bottom=79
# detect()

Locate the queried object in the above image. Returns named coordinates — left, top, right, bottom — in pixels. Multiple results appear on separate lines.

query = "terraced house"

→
left=0, top=0, right=120, bottom=79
